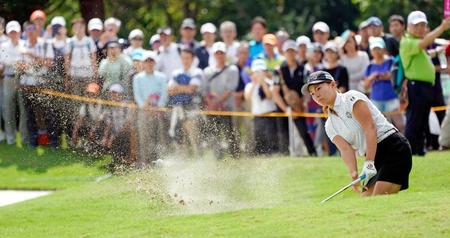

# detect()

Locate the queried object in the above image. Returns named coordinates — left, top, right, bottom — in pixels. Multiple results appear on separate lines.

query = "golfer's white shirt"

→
left=325, top=90, right=396, bottom=156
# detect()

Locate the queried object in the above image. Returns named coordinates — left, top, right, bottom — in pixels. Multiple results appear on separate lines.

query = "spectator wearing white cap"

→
left=155, top=27, right=182, bottom=81
left=323, top=41, right=349, bottom=92
left=296, top=35, right=311, bottom=64
left=132, top=50, right=168, bottom=166
left=220, top=21, right=240, bottom=64
left=98, top=17, right=120, bottom=50
left=203, top=41, right=240, bottom=159
left=149, top=34, right=160, bottom=51
left=123, top=29, right=144, bottom=57
left=312, top=21, right=330, bottom=47
left=272, top=40, right=317, bottom=156
left=340, top=31, right=370, bottom=92
left=0, top=21, right=27, bottom=145
left=276, top=29, right=289, bottom=56
left=87, top=18, right=104, bottom=62
left=65, top=18, right=97, bottom=96
left=244, top=59, right=277, bottom=154
left=195, top=22, right=217, bottom=69
left=400, top=11, right=450, bottom=156
left=98, top=40, right=132, bottom=94
left=178, top=18, right=200, bottom=51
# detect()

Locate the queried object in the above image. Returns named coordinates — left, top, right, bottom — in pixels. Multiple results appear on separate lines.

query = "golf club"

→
left=320, top=174, right=366, bottom=204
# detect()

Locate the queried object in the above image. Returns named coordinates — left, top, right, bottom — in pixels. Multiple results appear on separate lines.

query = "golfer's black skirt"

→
left=369, top=132, right=412, bottom=190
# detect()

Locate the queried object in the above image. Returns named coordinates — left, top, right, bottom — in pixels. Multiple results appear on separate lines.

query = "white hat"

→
left=149, top=34, right=160, bottom=45
left=369, top=37, right=386, bottom=50
left=212, top=41, right=227, bottom=54
left=88, top=18, right=103, bottom=31
left=407, top=11, right=428, bottom=25
left=141, top=50, right=158, bottom=62
left=312, top=21, right=330, bottom=33
left=323, top=41, right=338, bottom=52
left=282, top=40, right=297, bottom=52
left=251, top=59, right=267, bottom=72
left=200, top=23, right=216, bottom=34
left=296, top=35, right=311, bottom=46
left=109, top=83, right=124, bottom=93
left=128, top=29, right=144, bottom=40
left=6, top=21, right=21, bottom=34
left=104, top=17, right=121, bottom=28
left=51, top=16, right=66, bottom=27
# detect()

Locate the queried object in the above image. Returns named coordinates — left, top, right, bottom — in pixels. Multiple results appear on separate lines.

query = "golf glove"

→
left=359, top=160, right=377, bottom=187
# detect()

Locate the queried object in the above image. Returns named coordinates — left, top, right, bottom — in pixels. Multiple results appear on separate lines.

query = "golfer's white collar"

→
left=333, top=92, right=343, bottom=109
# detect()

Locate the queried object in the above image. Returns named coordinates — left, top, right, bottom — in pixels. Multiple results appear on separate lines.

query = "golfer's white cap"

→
left=88, top=18, right=103, bottom=31
left=141, top=50, right=158, bottom=62
left=296, top=35, right=311, bottom=47
left=369, top=37, right=386, bottom=50
left=6, top=21, right=21, bottom=34
left=251, top=59, right=267, bottom=72
left=51, top=16, right=66, bottom=27
left=104, top=17, right=121, bottom=28
left=282, top=40, right=297, bottom=52
left=407, top=11, right=428, bottom=25
left=212, top=41, right=227, bottom=54
left=200, top=23, right=216, bottom=34
left=109, top=83, right=124, bottom=93
left=312, top=21, right=330, bottom=33
left=128, top=29, right=144, bottom=40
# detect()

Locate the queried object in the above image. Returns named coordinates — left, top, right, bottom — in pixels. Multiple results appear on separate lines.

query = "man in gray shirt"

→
left=203, top=42, right=240, bottom=159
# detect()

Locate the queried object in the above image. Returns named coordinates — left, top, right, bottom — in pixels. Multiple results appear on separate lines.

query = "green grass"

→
left=0, top=143, right=110, bottom=190
left=0, top=145, right=449, bottom=237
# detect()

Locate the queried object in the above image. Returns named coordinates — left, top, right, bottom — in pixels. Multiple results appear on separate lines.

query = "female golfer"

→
left=301, top=71, right=412, bottom=196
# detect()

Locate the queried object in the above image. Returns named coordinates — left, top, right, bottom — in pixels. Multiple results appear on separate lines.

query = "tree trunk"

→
left=79, top=0, right=105, bottom=21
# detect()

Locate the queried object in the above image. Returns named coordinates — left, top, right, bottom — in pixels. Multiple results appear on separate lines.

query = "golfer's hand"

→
left=350, top=171, right=361, bottom=193
left=441, top=18, right=450, bottom=31
left=359, top=160, right=377, bottom=188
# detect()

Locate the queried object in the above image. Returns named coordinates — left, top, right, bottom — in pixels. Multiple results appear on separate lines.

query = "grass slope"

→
left=0, top=146, right=449, bottom=237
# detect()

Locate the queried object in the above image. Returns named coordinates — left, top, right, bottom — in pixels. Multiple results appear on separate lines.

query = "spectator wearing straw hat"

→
left=0, top=21, right=27, bottom=145
left=195, top=22, right=217, bottom=69
left=400, top=11, right=450, bottom=155
left=123, top=29, right=144, bottom=57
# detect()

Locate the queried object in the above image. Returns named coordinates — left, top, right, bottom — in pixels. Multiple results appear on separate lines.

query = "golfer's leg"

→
left=361, top=186, right=374, bottom=197
left=372, top=181, right=401, bottom=195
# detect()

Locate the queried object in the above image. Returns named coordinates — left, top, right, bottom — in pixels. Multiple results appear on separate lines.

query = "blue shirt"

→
left=365, top=59, right=397, bottom=101
left=132, top=71, right=168, bottom=108
left=249, top=40, right=263, bottom=62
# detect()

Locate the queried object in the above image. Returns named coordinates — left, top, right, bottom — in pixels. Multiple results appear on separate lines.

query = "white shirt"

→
left=21, top=38, right=54, bottom=85
left=67, top=36, right=97, bottom=78
left=0, top=39, right=24, bottom=76
left=123, top=46, right=143, bottom=57
left=156, top=43, right=182, bottom=81
left=245, top=78, right=277, bottom=115
left=325, top=90, right=396, bottom=156
left=169, top=66, right=203, bottom=87
left=340, top=51, right=370, bottom=92
left=225, top=41, right=240, bottom=64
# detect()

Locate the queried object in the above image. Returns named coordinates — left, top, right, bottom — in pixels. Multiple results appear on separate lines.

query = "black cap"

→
left=301, top=71, right=335, bottom=95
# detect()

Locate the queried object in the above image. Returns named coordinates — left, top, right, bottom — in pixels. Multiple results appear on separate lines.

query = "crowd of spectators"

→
left=1, top=9, right=449, bottom=167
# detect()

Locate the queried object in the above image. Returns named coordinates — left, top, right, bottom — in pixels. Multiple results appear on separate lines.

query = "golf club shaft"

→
left=320, top=175, right=365, bottom=204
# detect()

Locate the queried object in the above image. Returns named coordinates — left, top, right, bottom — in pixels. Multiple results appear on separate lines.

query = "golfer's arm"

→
left=333, top=135, right=358, bottom=176
left=353, top=100, right=377, bottom=162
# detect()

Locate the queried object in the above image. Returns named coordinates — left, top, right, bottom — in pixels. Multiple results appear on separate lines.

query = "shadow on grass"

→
left=0, top=143, right=109, bottom=173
